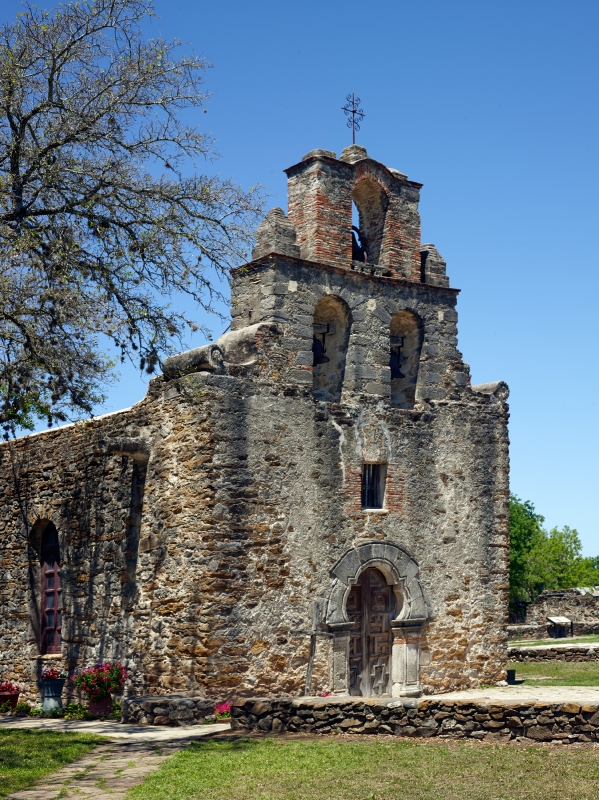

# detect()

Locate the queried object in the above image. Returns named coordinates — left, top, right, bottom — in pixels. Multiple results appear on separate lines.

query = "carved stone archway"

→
left=326, top=542, right=429, bottom=697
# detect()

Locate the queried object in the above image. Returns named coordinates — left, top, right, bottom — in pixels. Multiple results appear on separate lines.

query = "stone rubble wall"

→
left=231, top=696, right=599, bottom=743
left=121, top=693, right=217, bottom=726
left=0, top=149, right=509, bottom=703
left=508, top=646, right=599, bottom=663
left=508, top=622, right=599, bottom=640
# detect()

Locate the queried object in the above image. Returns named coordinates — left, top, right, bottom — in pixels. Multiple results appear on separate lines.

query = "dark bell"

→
left=312, top=336, right=330, bottom=365
left=390, top=350, right=404, bottom=379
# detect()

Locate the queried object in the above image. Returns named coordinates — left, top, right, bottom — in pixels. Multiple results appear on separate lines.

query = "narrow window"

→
left=40, top=525, right=62, bottom=654
left=361, top=464, right=386, bottom=510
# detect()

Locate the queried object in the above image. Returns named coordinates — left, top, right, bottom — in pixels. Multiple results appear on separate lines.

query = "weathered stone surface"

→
left=0, top=146, right=509, bottom=707
left=233, top=696, right=599, bottom=743
left=508, top=589, right=599, bottom=641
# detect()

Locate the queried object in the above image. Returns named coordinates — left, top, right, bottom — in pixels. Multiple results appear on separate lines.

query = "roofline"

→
left=0, top=405, right=134, bottom=446
left=283, top=154, right=423, bottom=190
left=231, top=252, right=460, bottom=295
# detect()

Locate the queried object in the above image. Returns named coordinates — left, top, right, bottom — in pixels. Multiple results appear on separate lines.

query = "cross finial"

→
left=342, top=93, right=365, bottom=145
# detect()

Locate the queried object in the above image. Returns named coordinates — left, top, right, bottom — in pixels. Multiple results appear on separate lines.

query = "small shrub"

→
left=0, top=681, right=21, bottom=693
left=0, top=700, right=13, bottom=713
left=40, top=667, right=66, bottom=680
left=109, top=701, right=121, bottom=720
left=71, top=662, right=127, bottom=701
left=15, top=701, right=31, bottom=714
left=63, top=703, right=92, bottom=720
left=214, top=702, right=231, bottom=719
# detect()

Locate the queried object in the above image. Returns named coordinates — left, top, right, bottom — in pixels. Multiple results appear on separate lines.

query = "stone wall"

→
left=527, top=591, right=599, bottom=628
left=508, top=646, right=599, bottom=662
left=0, top=146, right=509, bottom=704
left=509, top=591, right=599, bottom=640
left=231, top=696, right=599, bottom=743
left=121, top=693, right=217, bottom=726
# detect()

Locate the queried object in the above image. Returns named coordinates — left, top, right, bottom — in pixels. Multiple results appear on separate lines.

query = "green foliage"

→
left=509, top=495, right=599, bottom=614
left=508, top=495, right=545, bottom=613
left=525, top=525, right=599, bottom=596
left=63, top=702, right=92, bottom=720
left=14, top=701, right=30, bottom=714
left=508, top=660, right=599, bottom=687
left=127, top=737, right=599, bottom=800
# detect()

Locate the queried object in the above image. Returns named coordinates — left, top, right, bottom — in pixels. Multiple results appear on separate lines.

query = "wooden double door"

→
left=347, top=568, right=395, bottom=696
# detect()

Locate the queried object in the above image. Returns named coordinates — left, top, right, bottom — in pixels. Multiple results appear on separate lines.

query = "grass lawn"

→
left=126, top=737, right=599, bottom=800
left=0, top=729, right=102, bottom=798
left=508, top=660, right=599, bottom=686
left=510, top=634, right=599, bottom=647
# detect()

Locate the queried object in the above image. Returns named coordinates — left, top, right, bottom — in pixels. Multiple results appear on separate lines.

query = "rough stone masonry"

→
left=0, top=144, right=510, bottom=706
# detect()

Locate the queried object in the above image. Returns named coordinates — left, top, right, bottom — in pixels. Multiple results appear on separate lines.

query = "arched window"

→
left=40, top=524, right=62, bottom=654
left=351, top=178, right=389, bottom=265
left=312, top=296, right=351, bottom=402
left=390, top=310, right=423, bottom=408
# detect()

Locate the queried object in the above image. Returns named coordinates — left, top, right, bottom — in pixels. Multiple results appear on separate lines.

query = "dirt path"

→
left=8, top=738, right=186, bottom=800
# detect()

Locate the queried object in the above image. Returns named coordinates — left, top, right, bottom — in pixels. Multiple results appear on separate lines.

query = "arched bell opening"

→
left=312, top=295, right=351, bottom=403
left=351, top=178, right=389, bottom=265
left=390, top=310, right=424, bottom=409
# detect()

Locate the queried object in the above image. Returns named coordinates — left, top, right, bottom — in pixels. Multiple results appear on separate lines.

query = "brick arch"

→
left=351, top=176, right=389, bottom=266
left=325, top=541, right=428, bottom=626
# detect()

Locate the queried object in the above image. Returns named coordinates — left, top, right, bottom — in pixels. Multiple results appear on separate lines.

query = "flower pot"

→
left=88, top=696, right=112, bottom=717
left=40, top=678, right=66, bottom=712
left=0, top=693, right=19, bottom=711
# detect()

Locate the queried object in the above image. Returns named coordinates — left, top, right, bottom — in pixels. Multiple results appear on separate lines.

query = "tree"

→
left=509, top=495, right=599, bottom=616
left=0, top=0, right=264, bottom=434
left=525, top=526, right=599, bottom=595
left=508, top=495, right=545, bottom=617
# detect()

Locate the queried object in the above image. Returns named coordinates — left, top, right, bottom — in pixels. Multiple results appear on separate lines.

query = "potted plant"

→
left=72, top=662, right=128, bottom=717
left=39, top=666, right=67, bottom=712
left=0, top=681, right=21, bottom=711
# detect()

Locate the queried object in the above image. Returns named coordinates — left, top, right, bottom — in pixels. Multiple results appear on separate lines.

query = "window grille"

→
left=40, top=525, right=62, bottom=654
left=361, top=464, right=385, bottom=509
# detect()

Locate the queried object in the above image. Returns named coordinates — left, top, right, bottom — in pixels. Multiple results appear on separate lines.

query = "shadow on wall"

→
left=390, top=311, right=423, bottom=409
left=312, top=296, right=351, bottom=403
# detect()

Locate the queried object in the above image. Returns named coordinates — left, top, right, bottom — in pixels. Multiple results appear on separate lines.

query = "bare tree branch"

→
left=0, top=0, right=264, bottom=433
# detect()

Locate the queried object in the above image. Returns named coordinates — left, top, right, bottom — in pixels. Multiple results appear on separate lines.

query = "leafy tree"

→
left=509, top=495, right=599, bottom=615
left=525, top=526, right=599, bottom=597
left=0, top=0, right=264, bottom=434
left=508, top=495, right=545, bottom=616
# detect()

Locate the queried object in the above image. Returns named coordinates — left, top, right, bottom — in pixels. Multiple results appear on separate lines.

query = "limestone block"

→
left=252, top=208, right=301, bottom=260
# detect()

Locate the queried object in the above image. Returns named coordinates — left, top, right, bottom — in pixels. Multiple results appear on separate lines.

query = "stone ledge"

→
left=231, top=694, right=599, bottom=743
left=508, top=645, right=599, bottom=662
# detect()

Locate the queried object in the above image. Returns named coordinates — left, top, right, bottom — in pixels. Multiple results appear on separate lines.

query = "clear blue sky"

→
left=5, top=0, right=599, bottom=554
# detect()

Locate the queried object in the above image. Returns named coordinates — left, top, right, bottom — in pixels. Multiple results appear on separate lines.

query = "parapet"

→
left=284, top=144, right=425, bottom=281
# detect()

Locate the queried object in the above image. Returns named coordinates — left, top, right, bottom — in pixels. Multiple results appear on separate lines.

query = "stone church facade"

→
left=0, top=145, right=510, bottom=701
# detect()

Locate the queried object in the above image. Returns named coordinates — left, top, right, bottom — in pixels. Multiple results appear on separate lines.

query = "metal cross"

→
left=342, top=93, right=365, bottom=145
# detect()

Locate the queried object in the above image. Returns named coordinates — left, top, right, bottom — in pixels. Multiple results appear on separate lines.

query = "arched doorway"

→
left=327, top=542, right=428, bottom=697
left=347, top=567, right=395, bottom=696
